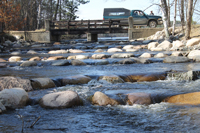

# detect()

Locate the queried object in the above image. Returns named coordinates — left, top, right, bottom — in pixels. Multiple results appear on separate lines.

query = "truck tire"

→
left=149, top=20, right=157, bottom=28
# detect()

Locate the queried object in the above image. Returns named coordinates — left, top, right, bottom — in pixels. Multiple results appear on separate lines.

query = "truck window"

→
left=109, top=12, right=125, bottom=16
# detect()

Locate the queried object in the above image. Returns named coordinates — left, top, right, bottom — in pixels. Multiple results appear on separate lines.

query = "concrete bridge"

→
left=8, top=17, right=163, bottom=43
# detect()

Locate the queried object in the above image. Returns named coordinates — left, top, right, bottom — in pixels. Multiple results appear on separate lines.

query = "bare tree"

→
left=185, top=0, right=193, bottom=40
left=172, top=0, right=177, bottom=36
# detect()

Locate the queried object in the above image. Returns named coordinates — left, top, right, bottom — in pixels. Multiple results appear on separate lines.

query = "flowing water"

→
left=1, top=39, right=200, bottom=132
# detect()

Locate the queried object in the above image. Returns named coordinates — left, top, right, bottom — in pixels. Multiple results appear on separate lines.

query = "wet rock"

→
left=163, top=56, right=190, bottom=63
left=127, top=93, right=152, bottom=105
left=67, top=55, right=76, bottom=60
left=0, top=76, right=33, bottom=91
left=148, top=42, right=159, bottom=50
left=167, top=70, right=200, bottom=81
left=27, top=50, right=38, bottom=54
left=91, top=54, right=109, bottom=59
left=0, top=58, right=6, bottom=62
left=107, top=48, right=123, bottom=53
left=48, top=50, right=68, bottom=54
left=95, top=60, right=109, bottom=65
left=94, top=49, right=105, bottom=53
left=118, top=59, right=136, bottom=64
left=94, top=45, right=108, bottom=49
left=92, top=91, right=119, bottom=106
left=11, top=51, right=21, bottom=55
left=187, top=50, right=200, bottom=60
left=61, top=75, right=92, bottom=85
left=0, top=88, right=29, bottom=109
left=75, top=55, right=89, bottom=60
left=156, top=40, right=172, bottom=50
left=29, top=56, right=41, bottom=61
left=51, top=60, right=71, bottom=66
left=0, top=63, right=7, bottom=68
left=150, top=47, right=163, bottom=51
left=8, top=56, right=21, bottom=62
left=47, top=56, right=65, bottom=60
left=53, top=42, right=61, bottom=45
left=31, top=78, right=56, bottom=89
left=98, top=75, right=124, bottom=83
left=111, top=53, right=134, bottom=58
left=186, top=38, right=200, bottom=47
left=163, top=92, right=200, bottom=105
left=139, top=53, right=152, bottom=58
left=71, top=60, right=87, bottom=66
left=131, top=57, right=153, bottom=64
left=39, top=90, right=82, bottom=108
left=69, top=49, right=85, bottom=53
left=20, top=61, right=37, bottom=67
left=122, top=45, right=134, bottom=49
left=0, top=102, right=6, bottom=113
left=154, top=53, right=167, bottom=58
left=171, top=51, right=183, bottom=57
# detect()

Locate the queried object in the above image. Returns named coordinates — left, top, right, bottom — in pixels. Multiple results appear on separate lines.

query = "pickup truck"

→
left=103, top=8, right=163, bottom=28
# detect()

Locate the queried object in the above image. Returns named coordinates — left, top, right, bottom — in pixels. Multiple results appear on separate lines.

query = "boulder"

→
left=156, top=40, right=172, bottom=50
left=163, top=56, right=190, bottom=63
left=95, top=60, right=109, bottom=65
left=0, top=63, right=7, bottom=68
left=150, top=47, right=163, bottom=51
left=122, top=45, right=134, bottom=49
left=0, top=88, right=29, bottom=109
left=186, top=38, right=200, bottom=47
left=29, top=56, right=41, bottom=61
left=167, top=70, right=200, bottom=81
left=154, top=53, right=167, bottom=58
left=61, top=75, right=92, bottom=85
left=71, top=60, right=87, bottom=66
left=131, top=57, right=152, bottom=64
left=27, top=50, right=38, bottom=54
left=163, top=92, right=200, bottom=105
left=94, top=49, right=105, bottom=53
left=148, top=42, right=159, bottom=50
left=0, top=76, right=33, bottom=91
left=170, top=40, right=185, bottom=50
left=139, top=53, right=152, bottom=58
left=31, top=78, right=56, bottom=89
left=0, top=102, right=6, bottom=113
left=48, top=50, right=68, bottom=54
left=67, top=55, right=76, bottom=60
left=118, top=59, right=136, bottom=64
left=11, top=51, right=21, bottom=55
left=47, top=56, right=65, bottom=60
left=111, top=53, right=134, bottom=58
left=98, top=75, right=124, bottom=83
left=171, top=51, right=183, bottom=57
left=107, top=48, right=123, bottom=53
left=39, top=91, right=82, bottom=108
left=187, top=50, right=200, bottom=60
left=75, top=55, right=89, bottom=60
left=127, top=93, right=152, bottom=105
left=20, top=61, right=37, bottom=67
left=0, top=58, right=6, bottom=62
left=91, top=54, right=109, bottom=59
left=92, top=91, right=119, bottom=106
left=8, top=56, right=21, bottom=62
left=125, top=49, right=139, bottom=52
left=69, top=49, right=85, bottom=53
left=51, top=60, right=71, bottom=66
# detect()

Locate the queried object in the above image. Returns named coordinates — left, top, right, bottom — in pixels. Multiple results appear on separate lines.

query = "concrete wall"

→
left=8, top=31, right=50, bottom=43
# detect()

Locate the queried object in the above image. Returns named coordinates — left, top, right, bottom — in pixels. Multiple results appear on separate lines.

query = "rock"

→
left=91, top=54, right=109, bottom=59
left=111, top=53, right=134, bottom=58
left=154, top=53, right=167, bottom=58
left=0, top=63, right=7, bottom=68
left=150, top=47, right=163, bottom=51
left=125, top=49, right=139, bottom=52
left=27, top=50, right=38, bottom=54
left=186, top=38, right=200, bottom=47
left=0, top=102, right=6, bottom=113
left=61, top=75, right=92, bottom=85
left=127, top=93, right=152, bottom=105
left=122, top=45, right=134, bottom=49
left=8, top=56, right=21, bottom=62
left=48, top=50, right=68, bottom=54
left=0, top=58, right=6, bottom=62
left=171, top=51, right=183, bottom=57
left=139, top=53, right=152, bottom=58
left=92, top=91, right=119, bottom=106
left=163, top=92, right=200, bottom=105
left=69, top=49, right=85, bottom=53
left=94, top=49, right=105, bottom=53
left=94, top=45, right=108, bottom=49
left=31, top=78, right=56, bottom=89
left=107, top=48, right=123, bottom=53
left=11, top=51, right=21, bottom=55
left=71, top=60, right=87, bottom=66
left=170, top=40, right=185, bottom=50
left=39, top=91, right=82, bottom=108
left=29, top=56, right=41, bottom=61
left=131, top=57, right=152, bottom=64
left=47, top=56, right=65, bottom=60
left=98, top=75, right=124, bottom=83
left=163, top=56, right=190, bottom=63
left=0, top=88, right=29, bottom=109
left=167, top=70, right=200, bottom=81
left=20, top=61, right=37, bottom=67
left=67, top=55, right=76, bottom=60
left=118, top=59, right=136, bottom=64
left=0, top=76, right=33, bottom=91
left=75, top=55, right=89, bottom=60
left=157, top=40, right=172, bottom=51
left=187, top=50, right=200, bottom=60
left=51, top=60, right=71, bottom=66
left=53, top=42, right=61, bottom=45
left=148, top=42, right=159, bottom=50
left=95, top=60, right=109, bottom=65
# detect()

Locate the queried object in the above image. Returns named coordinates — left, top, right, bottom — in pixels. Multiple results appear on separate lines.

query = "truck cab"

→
left=103, top=8, right=163, bottom=28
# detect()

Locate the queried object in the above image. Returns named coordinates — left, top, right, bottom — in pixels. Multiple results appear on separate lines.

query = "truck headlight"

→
left=158, top=18, right=162, bottom=21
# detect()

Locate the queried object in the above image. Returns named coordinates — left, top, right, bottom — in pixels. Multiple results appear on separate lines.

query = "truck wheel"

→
left=149, top=20, right=157, bottom=28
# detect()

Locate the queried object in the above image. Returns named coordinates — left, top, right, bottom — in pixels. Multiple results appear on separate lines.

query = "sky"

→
left=77, top=0, right=160, bottom=20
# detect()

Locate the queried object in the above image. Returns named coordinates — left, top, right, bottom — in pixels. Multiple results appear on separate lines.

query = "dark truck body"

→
left=103, top=8, right=163, bottom=28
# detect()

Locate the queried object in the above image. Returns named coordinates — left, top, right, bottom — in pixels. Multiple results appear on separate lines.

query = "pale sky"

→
left=77, top=0, right=161, bottom=20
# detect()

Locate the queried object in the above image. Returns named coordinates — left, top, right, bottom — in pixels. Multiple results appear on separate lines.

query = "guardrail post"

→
left=128, top=16, right=134, bottom=41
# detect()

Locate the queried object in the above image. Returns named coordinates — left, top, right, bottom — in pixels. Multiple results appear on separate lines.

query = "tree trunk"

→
left=59, top=0, right=61, bottom=20
left=185, top=0, right=193, bottom=40
left=180, top=0, right=185, bottom=31
left=172, top=0, right=177, bottom=36
left=37, top=0, right=42, bottom=29
left=54, top=0, right=60, bottom=20
left=160, top=0, right=170, bottom=39
left=167, top=0, right=171, bottom=27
